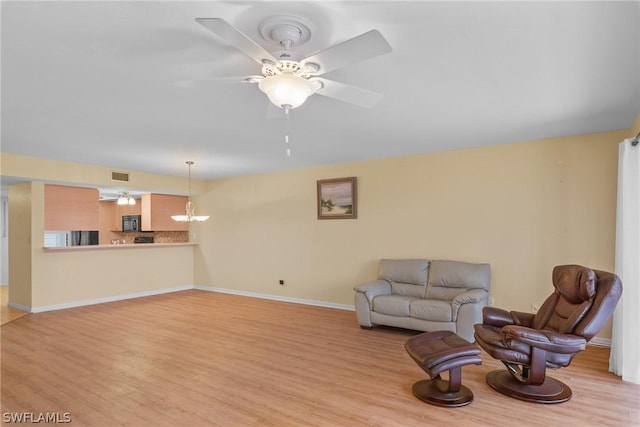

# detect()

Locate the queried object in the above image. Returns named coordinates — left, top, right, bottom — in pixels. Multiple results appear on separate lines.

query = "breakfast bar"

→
left=42, top=242, right=196, bottom=252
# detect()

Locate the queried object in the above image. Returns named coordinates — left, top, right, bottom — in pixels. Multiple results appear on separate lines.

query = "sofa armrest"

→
left=451, top=289, right=488, bottom=314
left=354, top=280, right=392, bottom=308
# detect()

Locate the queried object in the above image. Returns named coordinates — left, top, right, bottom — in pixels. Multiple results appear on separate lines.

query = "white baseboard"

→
left=10, top=286, right=617, bottom=348
left=194, top=285, right=355, bottom=311
left=588, top=337, right=611, bottom=348
left=29, top=285, right=193, bottom=313
left=20, top=285, right=355, bottom=314
left=8, top=286, right=616, bottom=349
left=8, top=301, right=31, bottom=313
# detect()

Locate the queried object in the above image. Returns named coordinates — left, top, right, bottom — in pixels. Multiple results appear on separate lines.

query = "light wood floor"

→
left=0, top=286, right=29, bottom=325
left=1, top=290, right=638, bottom=426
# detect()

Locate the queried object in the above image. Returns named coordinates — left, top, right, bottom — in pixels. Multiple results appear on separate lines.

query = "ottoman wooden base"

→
left=405, top=330, right=482, bottom=408
left=412, top=379, right=475, bottom=407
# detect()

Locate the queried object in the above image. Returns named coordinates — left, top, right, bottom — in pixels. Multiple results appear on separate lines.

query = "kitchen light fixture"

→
left=171, top=161, right=210, bottom=222
left=117, top=192, right=135, bottom=205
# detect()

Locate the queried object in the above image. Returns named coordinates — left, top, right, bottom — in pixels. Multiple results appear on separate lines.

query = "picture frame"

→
left=317, top=177, right=357, bottom=220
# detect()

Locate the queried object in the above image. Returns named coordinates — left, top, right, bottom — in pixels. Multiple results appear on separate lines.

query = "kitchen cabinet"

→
left=98, top=202, right=114, bottom=244
left=108, top=200, right=142, bottom=231
left=45, top=184, right=99, bottom=230
left=141, top=194, right=188, bottom=231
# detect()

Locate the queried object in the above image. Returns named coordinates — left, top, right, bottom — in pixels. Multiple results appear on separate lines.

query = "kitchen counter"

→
left=34, top=242, right=195, bottom=311
left=43, top=242, right=197, bottom=252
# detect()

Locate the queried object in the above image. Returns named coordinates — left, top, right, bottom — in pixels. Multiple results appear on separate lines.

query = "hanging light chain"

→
left=284, top=104, right=291, bottom=157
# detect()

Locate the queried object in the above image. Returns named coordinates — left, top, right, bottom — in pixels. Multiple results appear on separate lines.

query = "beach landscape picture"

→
left=317, top=177, right=357, bottom=219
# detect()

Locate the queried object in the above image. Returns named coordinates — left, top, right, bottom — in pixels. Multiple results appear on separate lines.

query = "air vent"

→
left=111, top=171, right=129, bottom=182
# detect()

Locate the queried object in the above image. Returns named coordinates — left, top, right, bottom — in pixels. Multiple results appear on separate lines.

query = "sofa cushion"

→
left=378, top=259, right=429, bottom=285
left=390, top=281, right=427, bottom=298
left=426, top=260, right=490, bottom=300
left=372, top=295, right=414, bottom=317
left=410, top=299, right=453, bottom=322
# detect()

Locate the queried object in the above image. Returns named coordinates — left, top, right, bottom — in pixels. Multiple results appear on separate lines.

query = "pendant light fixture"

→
left=171, top=161, right=210, bottom=222
left=117, top=192, right=136, bottom=205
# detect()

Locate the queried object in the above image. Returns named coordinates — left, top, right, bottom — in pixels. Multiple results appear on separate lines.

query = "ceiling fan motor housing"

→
left=259, top=15, right=313, bottom=53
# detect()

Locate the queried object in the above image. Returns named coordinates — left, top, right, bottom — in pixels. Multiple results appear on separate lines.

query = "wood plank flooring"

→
left=1, top=290, right=638, bottom=426
left=0, top=286, right=29, bottom=326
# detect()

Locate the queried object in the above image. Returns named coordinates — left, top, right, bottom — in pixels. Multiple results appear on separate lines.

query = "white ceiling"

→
left=2, top=1, right=639, bottom=181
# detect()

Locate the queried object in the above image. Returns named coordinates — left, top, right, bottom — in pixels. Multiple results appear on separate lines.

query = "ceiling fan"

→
left=194, top=15, right=393, bottom=111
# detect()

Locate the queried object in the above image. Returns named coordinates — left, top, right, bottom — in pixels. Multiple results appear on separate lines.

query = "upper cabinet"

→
left=45, top=184, right=99, bottom=230
left=44, top=186, right=188, bottom=232
left=141, top=194, right=188, bottom=231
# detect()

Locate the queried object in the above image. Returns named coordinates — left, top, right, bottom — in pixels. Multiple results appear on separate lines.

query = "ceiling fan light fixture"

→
left=258, top=73, right=315, bottom=109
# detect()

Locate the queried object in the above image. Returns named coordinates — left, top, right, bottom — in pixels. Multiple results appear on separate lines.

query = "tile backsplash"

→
left=115, top=231, right=188, bottom=244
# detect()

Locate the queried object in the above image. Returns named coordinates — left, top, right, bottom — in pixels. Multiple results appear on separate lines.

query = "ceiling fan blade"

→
left=302, top=30, right=392, bottom=75
left=173, top=76, right=262, bottom=88
left=195, top=18, right=277, bottom=65
left=313, top=78, right=383, bottom=108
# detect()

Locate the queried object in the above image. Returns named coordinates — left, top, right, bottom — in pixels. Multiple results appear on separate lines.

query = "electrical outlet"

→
left=279, top=280, right=285, bottom=286
left=488, top=297, right=494, bottom=306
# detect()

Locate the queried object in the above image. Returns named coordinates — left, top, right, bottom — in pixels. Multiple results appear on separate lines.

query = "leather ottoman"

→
left=405, top=330, right=482, bottom=407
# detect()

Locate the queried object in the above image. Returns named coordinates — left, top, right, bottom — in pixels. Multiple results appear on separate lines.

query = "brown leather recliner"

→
left=474, top=265, right=622, bottom=403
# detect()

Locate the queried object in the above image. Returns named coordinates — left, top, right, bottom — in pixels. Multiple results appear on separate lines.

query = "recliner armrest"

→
left=353, top=280, right=392, bottom=305
left=482, top=307, right=535, bottom=328
left=482, top=306, right=514, bottom=327
left=501, top=325, right=587, bottom=354
left=510, top=311, right=535, bottom=327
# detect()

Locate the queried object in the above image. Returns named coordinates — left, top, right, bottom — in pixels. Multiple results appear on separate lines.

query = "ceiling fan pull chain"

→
left=284, top=104, right=291, bottom=157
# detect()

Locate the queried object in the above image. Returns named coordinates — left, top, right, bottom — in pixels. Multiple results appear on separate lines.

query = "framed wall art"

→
left=317, top=177, right=357, bottom=220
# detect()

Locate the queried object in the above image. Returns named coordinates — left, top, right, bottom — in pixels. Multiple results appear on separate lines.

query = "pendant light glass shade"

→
left=171, top=161, right=209, bottom=222
left=117, top=192, right=135, bottom=205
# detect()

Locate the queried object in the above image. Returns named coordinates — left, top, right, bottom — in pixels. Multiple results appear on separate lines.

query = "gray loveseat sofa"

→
left=353, top=259, right=491, bottom=342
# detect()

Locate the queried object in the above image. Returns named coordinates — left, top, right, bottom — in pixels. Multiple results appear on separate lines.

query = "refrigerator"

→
left=69, top=231, right=99, bottom=246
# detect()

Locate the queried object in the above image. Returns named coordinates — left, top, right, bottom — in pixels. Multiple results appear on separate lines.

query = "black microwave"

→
left=122, top=215, right=142, bottom=232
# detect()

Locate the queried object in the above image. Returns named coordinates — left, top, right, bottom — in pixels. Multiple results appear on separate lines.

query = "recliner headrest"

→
left=552, top=265, right=596, bottom=304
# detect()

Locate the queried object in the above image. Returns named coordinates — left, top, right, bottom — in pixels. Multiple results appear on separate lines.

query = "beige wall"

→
left=4, top=124, right=636, bottom=339
left=4, top=164, right=197, bottom=311
left=194, top=129, right=629, bottom=334
left=8, top=182, right=34, bottom=308
left=632, top=115, right=640, bottom=135
left=31, top=246, right=194, bottom=309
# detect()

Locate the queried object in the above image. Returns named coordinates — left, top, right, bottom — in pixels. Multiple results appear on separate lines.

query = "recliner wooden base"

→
left=486, top=370, right=572, bottom=404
